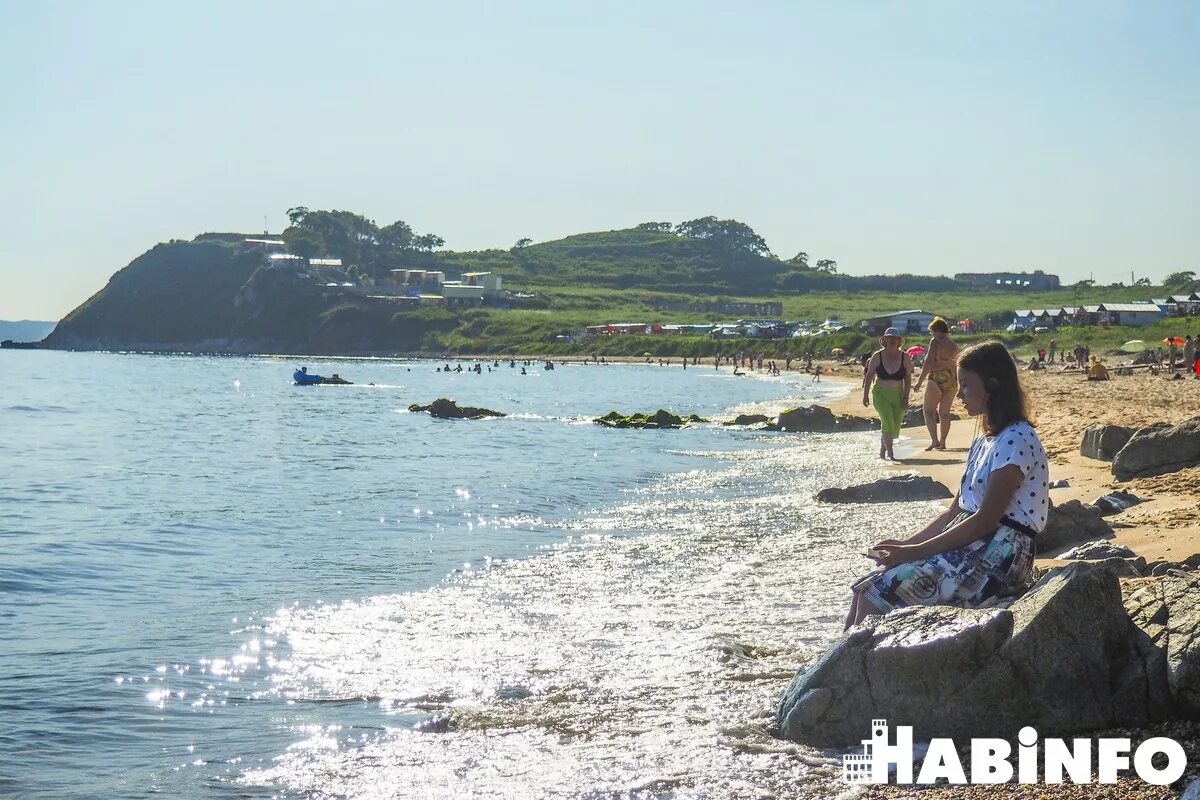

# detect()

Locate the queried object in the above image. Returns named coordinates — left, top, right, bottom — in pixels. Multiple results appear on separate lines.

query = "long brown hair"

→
left=958, top=340, right=1034, bottom=436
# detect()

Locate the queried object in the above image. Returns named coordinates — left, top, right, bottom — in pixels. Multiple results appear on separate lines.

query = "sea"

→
left=0, top=350, right=942, bottom=799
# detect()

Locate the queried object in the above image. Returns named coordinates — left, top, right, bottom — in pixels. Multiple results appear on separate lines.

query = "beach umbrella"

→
left=1163, top=336, right=1186, bottom=347
left=831, top=347, right=845, bottom=356
left=906, top=345, right=926, bottom=356
left=1122, top=340, right=1148, bottom=352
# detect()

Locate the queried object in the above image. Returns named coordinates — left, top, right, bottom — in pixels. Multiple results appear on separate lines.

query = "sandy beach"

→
left=817, top=361, right=1200, bottom=567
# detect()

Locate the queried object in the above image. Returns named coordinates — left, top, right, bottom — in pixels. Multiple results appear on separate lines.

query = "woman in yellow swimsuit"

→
left=913, top=317, right=959, bottom=451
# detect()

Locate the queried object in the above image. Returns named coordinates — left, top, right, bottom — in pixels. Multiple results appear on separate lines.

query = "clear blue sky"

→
left=2, top=1, right=1197, bottom=319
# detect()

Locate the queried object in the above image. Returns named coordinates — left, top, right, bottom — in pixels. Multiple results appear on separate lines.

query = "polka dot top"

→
left=958, top=421, right=1050, bottom=532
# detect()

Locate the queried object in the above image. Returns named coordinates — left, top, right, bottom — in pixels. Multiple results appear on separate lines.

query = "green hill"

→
left=438, top=227, right=792, bottom=293
left=36, top=212, right=1191, bottom=357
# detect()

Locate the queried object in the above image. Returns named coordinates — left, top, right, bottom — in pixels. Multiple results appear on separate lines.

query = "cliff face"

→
left=42, top=240, right=461, bottom=354
left=44, top=241, right=264, bottom=350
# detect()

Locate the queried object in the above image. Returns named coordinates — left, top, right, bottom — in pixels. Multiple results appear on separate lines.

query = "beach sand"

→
left=815, top=362, right=1200, bottom=798
left=820, top=363, right=1200, bottom=566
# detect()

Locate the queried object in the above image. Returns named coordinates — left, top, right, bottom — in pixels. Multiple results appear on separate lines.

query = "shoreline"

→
left=815, top=362, right=1200, bottom=567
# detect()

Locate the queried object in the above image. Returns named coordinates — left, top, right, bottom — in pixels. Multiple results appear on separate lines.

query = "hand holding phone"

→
left=864, top=548, right=888, bottom=560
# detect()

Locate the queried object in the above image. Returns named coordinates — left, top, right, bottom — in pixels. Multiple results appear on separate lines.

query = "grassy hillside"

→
left=40, top=224, right=1198, bottom=358
left=436, top=228, right=790, bottom=293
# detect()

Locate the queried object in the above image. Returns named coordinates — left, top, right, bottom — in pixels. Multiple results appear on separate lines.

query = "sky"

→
left=1, top=1, right=1198, bottom=320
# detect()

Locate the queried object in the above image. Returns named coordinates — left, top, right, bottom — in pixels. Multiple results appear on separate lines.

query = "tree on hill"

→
left=635, top=222, right=673, bottom=232
left=283, top=226, right=324, bottom=260
left=815, top=259, right=837, bottom=274
left=1164, top=270, right=1196, bottom=289
left=787, top=251, right=809, bottom=268
left=513, top=238, right=532, bottom=250
left=673, top=216, right=771, bottom=256
left=285, top=207, right=444, bottom=281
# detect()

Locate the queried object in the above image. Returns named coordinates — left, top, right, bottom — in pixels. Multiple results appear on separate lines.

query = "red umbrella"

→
left=1164, top=336, right=1186, bottom=346
left=906, top=345, right=926, bottom=356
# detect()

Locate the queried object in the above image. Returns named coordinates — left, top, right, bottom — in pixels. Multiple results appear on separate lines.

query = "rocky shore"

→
left=767, top=366, right=1200, bottom=797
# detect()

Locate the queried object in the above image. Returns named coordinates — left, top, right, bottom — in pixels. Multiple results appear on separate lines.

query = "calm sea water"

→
left=0, top=351, right=936, bottom=799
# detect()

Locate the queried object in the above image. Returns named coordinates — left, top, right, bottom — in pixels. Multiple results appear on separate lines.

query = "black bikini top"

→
left=875, top=351, right=906, bottom=380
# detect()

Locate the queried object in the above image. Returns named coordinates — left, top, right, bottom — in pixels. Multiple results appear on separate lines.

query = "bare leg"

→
left=937, top=388, right=955, bottom=448
left=883, top=432, right=895, bottom=460
left=922, top=382, right=940, bottom=450
left=844, top=593, right=865, bottom=631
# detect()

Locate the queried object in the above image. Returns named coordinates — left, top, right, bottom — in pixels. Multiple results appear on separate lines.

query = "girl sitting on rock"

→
left=844, top=340, right=1049, bottom=630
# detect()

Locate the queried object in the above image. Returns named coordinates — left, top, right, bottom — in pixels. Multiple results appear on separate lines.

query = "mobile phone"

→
left=864, top=548, right=888, bottom=560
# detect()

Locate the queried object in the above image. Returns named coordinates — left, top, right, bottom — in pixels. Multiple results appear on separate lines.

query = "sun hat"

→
left=882, top=327, right=902, bottom=338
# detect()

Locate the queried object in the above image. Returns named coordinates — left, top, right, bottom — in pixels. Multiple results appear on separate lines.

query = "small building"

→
left=1098, top=303, right=1161, bottom=326
left=1043, top=308, right=1070, bottom=327
left=243, top=238, right=286, bottom=254
left=1168, top=294, right=1200, bottom=316
left=267, top=253, right=305, bottom=269
left=954, top=271, right=1061, bottom=290
left=461, top=272, right=503, bottom=297
left=859, top=310, right=942, bottom=336
left=391, top=269, right=446, bottom=293
left=1012, top=310, right=1036, bottom=329
left=441, top=283, right=486, bottom=309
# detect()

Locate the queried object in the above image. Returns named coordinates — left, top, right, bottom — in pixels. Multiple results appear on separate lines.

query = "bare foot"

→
left=924, top=442, right=938, bottom=451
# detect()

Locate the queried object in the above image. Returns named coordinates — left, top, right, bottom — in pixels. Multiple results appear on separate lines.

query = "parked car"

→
left=1005, top=322, right=1027, bottom=333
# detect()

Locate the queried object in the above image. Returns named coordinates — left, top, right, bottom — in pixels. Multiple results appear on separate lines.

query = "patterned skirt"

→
left=853, top=511, right=1036, bottom=614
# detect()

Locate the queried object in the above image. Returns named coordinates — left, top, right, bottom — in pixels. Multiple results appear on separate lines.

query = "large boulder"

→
left=817, top=475, right=953, bottom=504
left=775, top=562, right=1170, bottom=748
left=1125, top=571, right=1200, bottom=717
left=777, top=405, right=879, bottom=433
left=1080, top=424, right=1134, bottom=462
left=1059, top=541, right=1137, bottom=560
left=1112, top=417, right=1200, bottom=481
left=1036, top=499, right=1114, bottom=555
left=408, top=398, right=505, bottom=420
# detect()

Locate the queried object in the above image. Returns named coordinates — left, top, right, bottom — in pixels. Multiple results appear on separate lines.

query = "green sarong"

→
left=872, top=384, right=904, bottom=437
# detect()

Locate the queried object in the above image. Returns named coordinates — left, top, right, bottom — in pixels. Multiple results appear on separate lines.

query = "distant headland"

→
left=15, top=208, right=1196, bottom=358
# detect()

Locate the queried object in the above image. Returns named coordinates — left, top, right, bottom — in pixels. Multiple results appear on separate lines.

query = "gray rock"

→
left=1124, top=571, right=1200, bottom=717
left=1181, top=777, right=1200, bottom=800
left=817, top=475, right=953, bottom=504
left=1090, top=556, right=1147, bottom=579
left=1080, top=424, right=1134, bottom=462
left=776, top=562, right=1168, bottom=747
left=1036, top=500, right=1115, bottom=556
left=1112, top=417, right=1200, bottom=481
left=1049, top=479, right=1070, bottom=489
left=1059, top=541, right=1136, bottom=560
left=408, top=398, right=505, bottom=419
left=1093, top=490, right=1144, bottom=516
left=1147, top=561, right=1187, bottom=577
left=776, top=405, right=879, bottom=433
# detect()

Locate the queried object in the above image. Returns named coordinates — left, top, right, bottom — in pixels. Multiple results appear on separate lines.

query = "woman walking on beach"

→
left=845, top=341, right=1048, bottom=630
left=862, top=327, right=912, bottom=460
left=912, top=316, right=960, bottom=451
